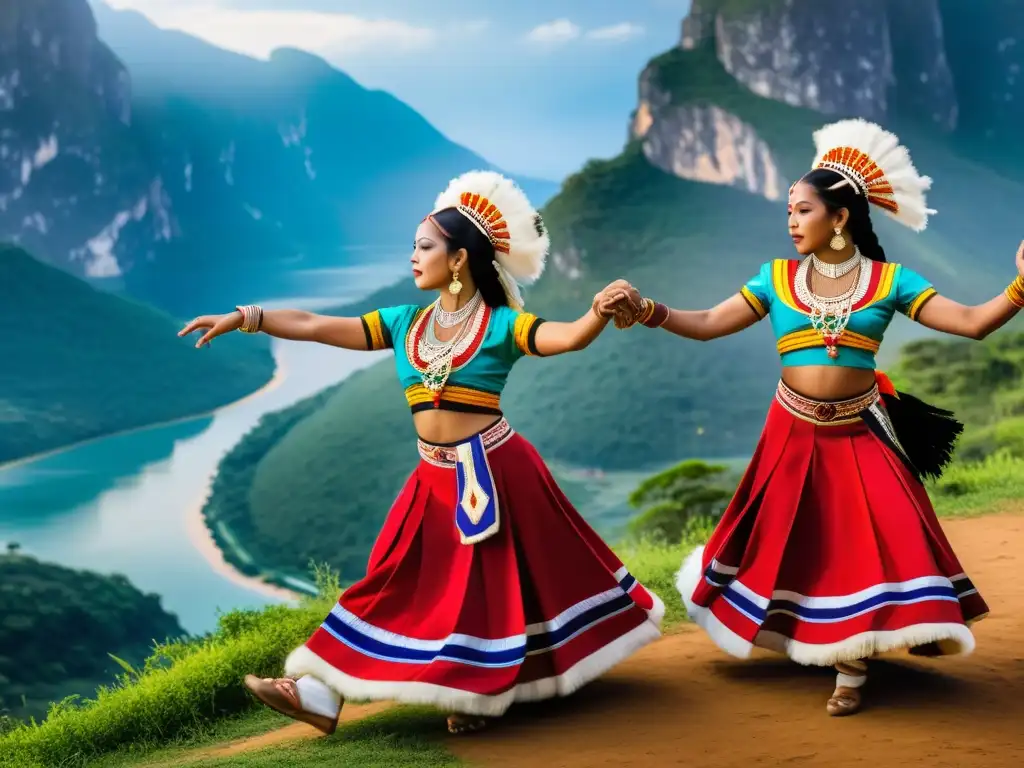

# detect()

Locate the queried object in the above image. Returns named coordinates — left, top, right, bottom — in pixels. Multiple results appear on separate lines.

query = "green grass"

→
left=90, top=709, right=292, bottom=768
left=928, top=451, right=1024, bottom=517
left=0, top=245, right=275, bottom=466
left=0, top=596, right=334, bottom=768
left=100, top=709, right=461, bottom=768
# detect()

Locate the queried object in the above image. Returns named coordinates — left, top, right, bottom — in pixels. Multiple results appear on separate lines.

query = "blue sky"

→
left=99, top=0, right=692, bottom=180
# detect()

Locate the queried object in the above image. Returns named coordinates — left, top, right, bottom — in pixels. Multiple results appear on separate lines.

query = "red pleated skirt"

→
left=285, top=425, right=664, bottom=716
left=675, top=395, right=988, bottom=666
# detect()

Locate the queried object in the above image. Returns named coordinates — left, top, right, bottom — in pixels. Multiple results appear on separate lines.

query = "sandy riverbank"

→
left=181, top=355, right=305, bottom=604
left=185, top=475, right=303, bottom=604
left=180, top=344, right=392, bottom=605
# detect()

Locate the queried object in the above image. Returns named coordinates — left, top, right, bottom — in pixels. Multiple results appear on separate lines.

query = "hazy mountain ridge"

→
left=1, top=0, right=558, bottom=317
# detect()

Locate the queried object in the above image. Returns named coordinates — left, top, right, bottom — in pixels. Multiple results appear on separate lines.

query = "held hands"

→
left=1017, top=240, right=1024, bottom=278
left=592, top=280, right=643, bottom=328
left=178, top=311, right=243, bottom=348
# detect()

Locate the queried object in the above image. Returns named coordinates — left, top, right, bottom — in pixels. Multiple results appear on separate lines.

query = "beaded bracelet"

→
left=1006, top=275, right=1024, bottom=309
left=235, top=304, right=264, bottom=333
left=637, top=297, right=670, bottom=328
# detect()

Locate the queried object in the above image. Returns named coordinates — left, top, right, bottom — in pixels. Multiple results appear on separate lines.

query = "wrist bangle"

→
left=638, top=298, right=669, bottom=328
left=1006, top=275, right=1024, bottom=309
left=235, top=304, right=264, bottom=333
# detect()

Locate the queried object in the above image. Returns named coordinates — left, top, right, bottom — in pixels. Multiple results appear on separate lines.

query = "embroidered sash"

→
left=416, top=419, right=513, bottom=545
left=454, top=433, right=500, bottom=544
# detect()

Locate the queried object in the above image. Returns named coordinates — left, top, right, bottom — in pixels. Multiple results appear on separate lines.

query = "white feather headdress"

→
left=431, top=170, right=549, bottom=310
left=810, top=118, right=936, bottom=232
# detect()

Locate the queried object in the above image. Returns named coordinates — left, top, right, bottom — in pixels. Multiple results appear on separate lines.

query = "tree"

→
left=4, top=543, right=19, bottom=556
left=627, top=460, right=734, bottom=544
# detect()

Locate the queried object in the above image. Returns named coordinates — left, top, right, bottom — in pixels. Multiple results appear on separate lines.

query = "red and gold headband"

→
left=427, top=193, right=511, bottom=254
left=815, top=146, right=898, bottom=214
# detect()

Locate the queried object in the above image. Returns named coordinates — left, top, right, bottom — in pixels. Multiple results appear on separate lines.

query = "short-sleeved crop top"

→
left=740, top=258, right=937, bottom=369
left=359, top=301, right=545, bottom=415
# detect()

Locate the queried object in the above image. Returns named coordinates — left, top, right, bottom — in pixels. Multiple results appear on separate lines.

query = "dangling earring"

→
left=830, top=228, right=847, bottom=251
left=448, top=269, right=463, bottom=296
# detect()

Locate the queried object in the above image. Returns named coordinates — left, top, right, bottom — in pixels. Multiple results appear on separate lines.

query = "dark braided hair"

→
left=801, top=168, right=887, bottom=263
left=429, top=207, right=509, bottom=308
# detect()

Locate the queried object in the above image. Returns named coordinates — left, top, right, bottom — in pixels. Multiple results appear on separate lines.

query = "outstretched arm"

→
left=531, top=311, right=611, bottom=356
left=527, top=281, right=631, bottom=357
left=602, top=283, right=764, bottom=341
left=657, top=293, right=764, bottom=341
left=914, top=293, right=1021, bottom=340
left=912, top=242, right=1024, bottom=340
left=179, top=308, right=372, bottom=350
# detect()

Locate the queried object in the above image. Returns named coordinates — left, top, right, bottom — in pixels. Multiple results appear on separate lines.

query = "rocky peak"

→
left=0, top=0, right=130, bottom=124
left=0, top=0, right=156, bottom=279
left=630, top=58, right=786, bottom=202
left=631, top=0, right=1024, bottom=205
left=678, top=0, right=958, bottom=131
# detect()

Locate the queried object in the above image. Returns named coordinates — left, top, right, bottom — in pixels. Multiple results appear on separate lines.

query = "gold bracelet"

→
left=636, top=298, right=655, bottom=326
left=235, top=304, right=264, bottom=333
left=1006, top=275, right=1024, bottom=309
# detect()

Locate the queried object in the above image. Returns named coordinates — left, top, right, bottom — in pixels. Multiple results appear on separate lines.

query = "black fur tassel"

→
left=880, top=391, right=964, bottom=481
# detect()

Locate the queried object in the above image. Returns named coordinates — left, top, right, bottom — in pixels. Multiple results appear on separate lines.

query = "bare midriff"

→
left=781, top=365, right=878, bottom=402
left=412, top=410, right=503, bottom=446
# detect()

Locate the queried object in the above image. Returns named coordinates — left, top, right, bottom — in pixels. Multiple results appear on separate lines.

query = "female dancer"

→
left=179, top=171, right=664, bottom=735
left=609, top=119, right=1024, bottom=716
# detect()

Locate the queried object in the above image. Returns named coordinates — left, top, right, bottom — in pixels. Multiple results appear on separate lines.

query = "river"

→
left=0, top=265, right=403, bottom=636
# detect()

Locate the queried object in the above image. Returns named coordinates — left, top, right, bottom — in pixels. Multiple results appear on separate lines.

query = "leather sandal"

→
left=826, top=685, right=863, bottom=717
left=447, top=713, right=490, bottom=735
left=243, top=674, right=339, bottom=735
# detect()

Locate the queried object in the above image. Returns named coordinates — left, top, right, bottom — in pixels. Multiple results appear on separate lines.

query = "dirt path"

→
left=187, top=513, right=1024, bottom=767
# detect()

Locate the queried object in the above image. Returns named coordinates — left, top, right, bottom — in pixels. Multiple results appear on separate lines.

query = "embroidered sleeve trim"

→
left=361, top=310, right=392, bottom=350
left=740, top=286, right=767, bottom=318
left=513, top=312, right=546, bottom=356
left=905, top=287, right=937, bottom=321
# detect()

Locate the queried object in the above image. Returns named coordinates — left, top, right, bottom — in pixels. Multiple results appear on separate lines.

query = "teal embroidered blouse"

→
left=359, top=302, right=545, bottom=414
left=740, top=259, right=937, bottom=370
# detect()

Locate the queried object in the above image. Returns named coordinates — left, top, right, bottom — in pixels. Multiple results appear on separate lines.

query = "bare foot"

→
left=447, top=713, right=490, bottom=735
left=243, top=675, right=339, bottom=735
left=826, top=686, right=863, bottom=717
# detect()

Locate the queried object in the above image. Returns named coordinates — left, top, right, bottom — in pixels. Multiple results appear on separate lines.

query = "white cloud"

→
left=101, top=0, right=438, bottom=58
left=586, top=23, right=645, bottom=42
left=525, top=19, right=644, bottom=46
left=526, top=19, right=581, bottom=44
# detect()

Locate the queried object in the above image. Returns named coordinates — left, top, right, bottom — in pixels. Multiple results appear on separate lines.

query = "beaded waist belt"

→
left=417, top=418, right=515, bottom=468
left=775, top=381, right=880, bottom=426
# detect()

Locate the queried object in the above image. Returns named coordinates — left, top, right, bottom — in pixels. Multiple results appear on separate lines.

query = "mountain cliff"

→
left=1, top=0, right=558, bottom=316
left=678, top=0, right=1024, bottom=161
left=0, top=0, right=157, bottom=282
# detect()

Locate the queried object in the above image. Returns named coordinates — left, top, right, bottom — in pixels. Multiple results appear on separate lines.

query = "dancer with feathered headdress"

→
left=607, top=119, right=1024, bottom=716
left=179, top=171, right=663, bottom=735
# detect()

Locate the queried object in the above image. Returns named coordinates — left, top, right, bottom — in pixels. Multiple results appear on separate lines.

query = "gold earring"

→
left=448, top=270, right=463, bottom=296
left=830, top=228, right=847, bottom=251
